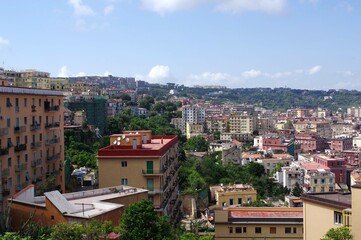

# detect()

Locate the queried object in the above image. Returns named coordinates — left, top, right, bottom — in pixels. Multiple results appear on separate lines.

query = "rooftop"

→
left=0, top=86, right=64, bottom=96
left=12, top=185, right=148, bottom=219
left=301, top=192, right=351, bottom=209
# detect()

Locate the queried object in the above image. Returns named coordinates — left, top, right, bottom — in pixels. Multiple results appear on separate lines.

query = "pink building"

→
left=313, top=154, right=351, bottom=184
left=329, top=138, right=353, bottom=152
left=295, top=134, right=326, bottom=153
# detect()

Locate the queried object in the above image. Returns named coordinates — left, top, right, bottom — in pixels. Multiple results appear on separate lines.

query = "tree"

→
left=117, top=200, right=175, bottom=240
left=321, top=227, right=353, bottom=240
left=184, top=136, right=209, bottom=152
left=291, top=182, right=303, bottom=197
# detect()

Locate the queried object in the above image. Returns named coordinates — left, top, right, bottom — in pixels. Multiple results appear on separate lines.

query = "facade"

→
left=0, top=86, right=65, bottom=210
left=313, top=154, right=349, bottom=184
left=295, top=133, right=326, bottom=153
left=329, top=137, right=353, bottom=153
left=97, top=130, right=181, bottom=222
left=214, top=207, right=303, bottom=240
left=211, top=184, right=257, bottom=206
left=181, top=105, right=205, bottom=134
left=185, top=122, right=204, bottom=139
left=229, top=112, right=258, bottom=134
left=10, top=184, right=148, bottom=230
left=303, top=169, right=335, bottom=193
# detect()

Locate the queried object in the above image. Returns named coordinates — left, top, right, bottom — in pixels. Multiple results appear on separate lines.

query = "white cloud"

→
left=104, top=4, right=115, bottom=15
left=264, top=71, right=292, bottom=79
left=148, top=65, right=171, bottom=79
left=241, top=69, right=263, bottom=79
left=103, top=71, right=112, bottom=76
left=189, top=72, right=232, bottom=82
left=216, top=0, right=287, bottom=14
left=141, top=0, right=204, bottom=14
left=76, top=72, right=86, bottom=77
left=134, top=74, right=146, bottom=80
left=0, top=37, right=9, bottom=49
left=58, top=66, right=71, bottom=78
left=308, top=65, right=322, bottom=75
left=68, top=0, right=95, bottom=16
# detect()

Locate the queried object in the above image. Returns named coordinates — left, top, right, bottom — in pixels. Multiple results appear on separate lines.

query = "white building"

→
left=182, top=105, right=205, bottom=134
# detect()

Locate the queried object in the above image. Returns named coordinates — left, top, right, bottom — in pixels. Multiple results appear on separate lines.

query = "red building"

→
left=342, top=150, right=361, bottom=166
left=329, top=138, right=353, bottom=152
left=295, top=134, right=326, bottom=153
left=313, top=154, right=352, bottom=184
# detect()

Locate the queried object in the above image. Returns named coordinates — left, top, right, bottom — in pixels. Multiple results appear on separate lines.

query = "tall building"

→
left=97, top=130, right=181, bottom=223
left=181, top=105, right=205, bottom=134
left=229, top=112, right=258, bottom=135
left=0, top=86, right=65, bottom=210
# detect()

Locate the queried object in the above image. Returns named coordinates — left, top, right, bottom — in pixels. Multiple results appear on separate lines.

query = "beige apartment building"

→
left=229, top=112, right=258, bottom=134
left=214, top=207, right=303, bottom=239
left=0, top=86, right=65, bottom=210
left=211, top=184, right=257, bottom=207
left=97, top=130, right=181, bottom=222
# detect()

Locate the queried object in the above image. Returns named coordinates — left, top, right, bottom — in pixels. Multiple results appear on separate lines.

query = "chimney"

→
left=161, top=138, right=164, bottom=144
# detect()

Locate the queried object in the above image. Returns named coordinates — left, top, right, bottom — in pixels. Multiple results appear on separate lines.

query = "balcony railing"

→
left=142, top=169, right=164, bottom=175
left=0, top=147, right=9, bottom=156
left=45, top=105, right=59, bottom=112
left=14, top=126, right=26, bottom=133
left=2, top=189, right=10, bottom=197
left=14, top=144, right=27, bottom=152
left=1, top=168, right=10, bottom=177
left=45, top=122, right=60, bottom=128
left=50, top=138, right=60, bottom=144
left=46, top=155, right=57, bottom=162
left=30, top=123, right=40, bottom=131
left=0, top=128, right=9, bottom=136
left=15, top=164, right=21, bottom=172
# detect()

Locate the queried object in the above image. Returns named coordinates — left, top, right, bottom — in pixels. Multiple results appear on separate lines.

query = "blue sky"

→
left=0, top=0, right=360, bottom=90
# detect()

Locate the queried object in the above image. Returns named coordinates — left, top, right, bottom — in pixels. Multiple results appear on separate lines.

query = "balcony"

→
left=30, top=123, right=40, bottom=131
left=14, top=126, right=26, bottom=133
left=14, top=144, right=27, bottom=152
left=0, top=128, right=8, bottom=136
left=45, top=122, right=60, bottom=128
left=0, top=147, right=9, bottom=156
left=2, top=189, right=10, bottom=197
left=31, top=105, right=36, bottom=112
left=15, top=164, right=21, bottom=172
left=1, top=168, right=10, bottom=177
left=46, top=155, right=56, bottom=162
left=31, top=159, right=41, bottom=167
left=50, top=138, right=60, bottom=144
left=44, top=105, right=59, bottom=112
left=142, top=169, right=164, bottom=176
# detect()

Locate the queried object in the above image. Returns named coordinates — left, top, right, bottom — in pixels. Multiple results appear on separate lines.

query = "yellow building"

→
left=214, top=207, right=303, bottom=240
left=211, top=184, right=257, bottom=206
left=15, top=70, right=51, bottom=89
left=302, top=192, right=353, bottom=239
left=186, top=122, right=204, bottom=139
left=97, top=130, right=181, bottom=222
left=0, top=86, right=65, bottom=210
left=50, top=78, right=68, bottom=90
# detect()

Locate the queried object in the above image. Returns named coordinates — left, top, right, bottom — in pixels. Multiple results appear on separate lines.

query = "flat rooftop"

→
left=0, top=86, right=64, bottom=96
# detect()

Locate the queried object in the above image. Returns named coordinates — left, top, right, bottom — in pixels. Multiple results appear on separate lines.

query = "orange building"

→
left=97, top=130, right=182, bottom=223
left=9, top=184, right=148, bottom=230
left=0, top=86, right=65, bottom=210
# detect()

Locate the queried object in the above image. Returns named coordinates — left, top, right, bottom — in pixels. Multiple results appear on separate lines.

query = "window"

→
left=321, top=187, right=325, bottom=192
left=270, top=227, right=276, bottom=234
left=334, top=212, right=342, bottom=225
left=293, top=227, right=297, bottom=234
left=329, top=187, right=334, bottom=192
left=314, top=179, right=318, bottom=184
left=24, top=117, right=27, bottom=125
left=229, top=199, right=234, bottom=205
left=321, top=178, right=325, bottom=184
left=121, top=161, right=127, bottom=167
left=243, top=227, right=247, bottom=233
left=7, top=158, right=11, bottom=167
left=285, top=227, right=292, bottom=234
left=255, top=227, right=262, bottom=234
left=235, top=227, right=242, bottom=233
left=7, top=118, right=10, bottom=128
left=121, top=178, right=128, bottom=185
left=228, top=227, right=233, bottom=234
left=24, top=98, right=27, bottom=107
left=238, top=198, right=242, bottom=205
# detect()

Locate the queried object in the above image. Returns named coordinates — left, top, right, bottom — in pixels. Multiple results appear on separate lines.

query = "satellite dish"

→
left=122, top=134, right=126, bottom=139
left=117, top=137, right=121, bottom=141
left=113, top=140, right=117, bottom=145
left=126, top=138, right=129, bottom=142
left=136, top=132, right=139, bottom=134
left=117, top=142, right=120, bottom=146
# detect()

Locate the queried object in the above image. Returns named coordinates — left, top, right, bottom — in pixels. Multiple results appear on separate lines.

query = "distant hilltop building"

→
left=193, top=85, right=227, bottom=89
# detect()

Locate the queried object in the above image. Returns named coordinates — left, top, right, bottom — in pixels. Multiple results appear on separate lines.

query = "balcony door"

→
left=147, top=179, right=154, bottom=191
left=146, top=161, right=153, bottom=174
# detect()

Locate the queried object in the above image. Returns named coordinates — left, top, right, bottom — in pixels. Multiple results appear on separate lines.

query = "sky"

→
left=0, top=0, right=361, bottom=90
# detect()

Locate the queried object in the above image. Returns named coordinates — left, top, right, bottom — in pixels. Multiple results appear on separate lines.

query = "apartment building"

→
left=0, top=86, right=65, bottom=210
left=295, top=133, right=326, bottom=153
left=97, top=130, right=181, bottom=222
left=313, top=154, right=351, bottom=185
left=214, top=207, right=303, bottom=240
left=185, top=122, right=204, bottom=139
left=181, top=105, right=205, bottom=134
left=210, top=184, right=257, bottom=206
left=329, top=137, right=353, bottom=152
left=229, top=112, right=258, bottom=134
